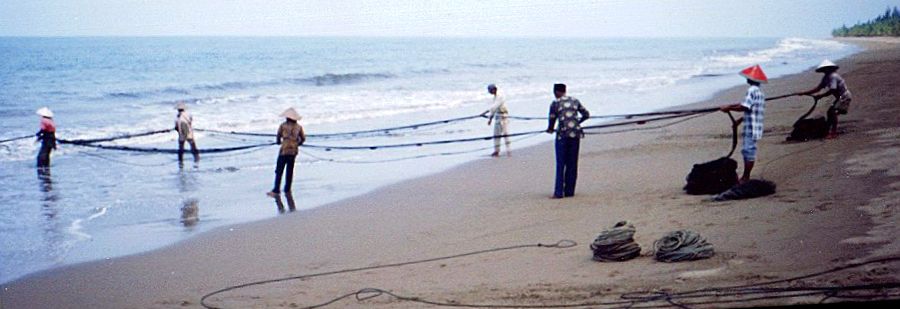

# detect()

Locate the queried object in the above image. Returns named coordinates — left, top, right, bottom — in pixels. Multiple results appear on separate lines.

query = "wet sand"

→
left=3, top=38, right=900, bottom=308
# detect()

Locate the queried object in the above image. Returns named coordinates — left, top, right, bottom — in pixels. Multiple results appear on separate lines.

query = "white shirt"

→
left=486, top=93, right=509, bottom=120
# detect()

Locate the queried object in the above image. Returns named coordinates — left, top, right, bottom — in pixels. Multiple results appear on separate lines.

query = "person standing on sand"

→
left=35, top=107, right=57, bottom=168
left=720, top=65, right=767, bottom=183
left=793, top=60, right=852, bottom=139
left=174, top=102, right=199, bottom=162
left=484, top=84, right=511, bottom=157
left=268, top=107, right=306, bottom=197
left=546, top=83, right=590, bottom=198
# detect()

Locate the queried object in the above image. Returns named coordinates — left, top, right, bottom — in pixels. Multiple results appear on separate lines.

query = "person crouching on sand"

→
left=35, top=107, right=57, bottom=168
left=268, top=107, right=306, bottom=197
left=484, top=83, right=511, bottom=157
left=175, top=102, right=199, bottom=162
left=720, top=65, right=767, bottom=184
left=793, top=60, right=852, bottom=139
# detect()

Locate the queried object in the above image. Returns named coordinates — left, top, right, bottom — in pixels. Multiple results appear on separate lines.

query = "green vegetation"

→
left=833, top=6, right=900, bottom=37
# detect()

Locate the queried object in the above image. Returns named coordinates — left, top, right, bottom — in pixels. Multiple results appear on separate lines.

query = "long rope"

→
left=59, top=129, right=173, bottom=145
left=0, top=134, right=35, bottom=144
left=195, top=114, right=485, bottom=139
left=198, top=241, right=900, bottom=309
left=300, top=132, right=542, bottom=164
left=199, top=240, right=580, bottom=309
left=59, top=140, right=276, bottom=154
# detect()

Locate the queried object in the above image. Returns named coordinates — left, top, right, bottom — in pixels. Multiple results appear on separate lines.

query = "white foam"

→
left=706, top=38, right=847, bottom=68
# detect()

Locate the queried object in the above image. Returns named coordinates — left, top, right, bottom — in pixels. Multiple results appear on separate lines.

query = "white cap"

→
left=815, top=59, right=838, bottom=72
left=36, top=107, right=54, bottom=118
left=175, top=102, right=187, bottom=110
left=280, top=107, right=301, bottom=121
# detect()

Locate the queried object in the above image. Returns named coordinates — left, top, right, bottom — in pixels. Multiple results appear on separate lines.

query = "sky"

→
left=0, top=0, right=897, bottom=38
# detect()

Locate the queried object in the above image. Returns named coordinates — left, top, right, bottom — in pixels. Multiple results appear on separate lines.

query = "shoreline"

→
left=4, top=37, right=900, bottom=308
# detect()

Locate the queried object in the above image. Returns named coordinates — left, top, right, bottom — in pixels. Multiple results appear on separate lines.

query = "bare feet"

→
left=490, top=151, right=500, bottom=157
left=825, top=132, right=838, bottom=139
left=266, top=191, right=280, bottom=197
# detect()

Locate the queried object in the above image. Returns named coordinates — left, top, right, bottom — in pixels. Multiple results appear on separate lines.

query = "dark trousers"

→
left=554, top=137, right=580, bottom=197
left=272, top=154, right=297, bottom=193
left=178, top=140, right=199, bottom=162
left=37, top=143, right=53, bottom=167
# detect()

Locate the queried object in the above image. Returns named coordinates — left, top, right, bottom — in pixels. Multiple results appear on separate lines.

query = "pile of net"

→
left=653, top=230, right=715, bottom=262
left=590, top=221, right=642, bottom=262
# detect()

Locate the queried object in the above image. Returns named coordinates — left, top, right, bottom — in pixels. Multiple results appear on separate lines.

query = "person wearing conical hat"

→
left=174, top=102, right=199, bottom=163
left=720, top=64, right=767, bottom=183
left=484, top=83, right=511, bottom=157
left=794, top=60, right=852, bottom=139
left=35, top=107, right=57, bottom=168
left=268, top=107, right=306, bottom=197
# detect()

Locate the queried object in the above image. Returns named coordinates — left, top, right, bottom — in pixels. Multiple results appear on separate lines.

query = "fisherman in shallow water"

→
left=268, top=107, right=306, bottom=197
left=546, top=83, right=590, bottom=198
left=793, top=59, right=852, bottom=139
left=720, top=65, right=767, bottom=183
left=35, top=107, right=57, bottom=168
left=484, top=83, right=511, bottom=157
left=175, top=102, right=199, bottom=162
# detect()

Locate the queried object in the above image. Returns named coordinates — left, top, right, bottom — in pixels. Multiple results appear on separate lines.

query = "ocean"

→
left=0, top=37, right=856, bottom=283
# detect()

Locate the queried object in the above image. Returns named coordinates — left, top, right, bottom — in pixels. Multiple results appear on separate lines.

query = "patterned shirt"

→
left=277, top=121, right=306, bottom=156
left=740, top=85, right=766, bottom=141
left=548, top=96, right=590, bottom=139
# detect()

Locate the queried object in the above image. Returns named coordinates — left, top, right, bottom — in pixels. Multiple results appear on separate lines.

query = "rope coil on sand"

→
left=590, top=221, right=642, bottom=262
left=653, top=230, right=715, bottom=262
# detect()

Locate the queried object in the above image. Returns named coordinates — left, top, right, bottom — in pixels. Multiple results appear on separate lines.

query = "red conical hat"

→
left=740, top=65, right=768, bottom=84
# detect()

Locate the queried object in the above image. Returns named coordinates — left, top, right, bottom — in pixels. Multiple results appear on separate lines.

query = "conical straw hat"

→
left=36, top=107, right=54, bottom=118
left=739, top=65, right=768, bottom=84
left=281, top=107, right=301, bottom=121
left=815, top=59, right=838, bottom=72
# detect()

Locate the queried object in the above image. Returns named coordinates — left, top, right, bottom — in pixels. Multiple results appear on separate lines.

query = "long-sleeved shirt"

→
left=175, top=111, right=194, bottom=141
left=486, top=93, right=509, bottom=121
left=276, top=121, right=306, bottom=156
left=547, top=96, right=590, bottom=139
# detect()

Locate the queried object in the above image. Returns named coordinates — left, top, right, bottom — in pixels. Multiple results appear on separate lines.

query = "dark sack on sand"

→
left=712, top=179, right=777, bottom=201
left=684, top=157, right=738, bottom=195
left=684, top=112, right=740, bottom=195
left=787, top=97, right=829, bottom=142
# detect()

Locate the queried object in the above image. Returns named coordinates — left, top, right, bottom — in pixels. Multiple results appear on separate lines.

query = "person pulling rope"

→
left=590, top=221, right=642, bottom=262
left=653, top=230, right=715, bottom=262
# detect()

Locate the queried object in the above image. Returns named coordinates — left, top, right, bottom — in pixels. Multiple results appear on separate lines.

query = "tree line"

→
left=833, top=6, right=900, bottom=37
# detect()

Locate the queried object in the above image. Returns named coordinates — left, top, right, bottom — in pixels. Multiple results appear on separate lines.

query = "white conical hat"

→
left=175, top=102, right=187, bottom=110
left=36, top=107, right=54, bottom=118
left=281, top=107, right=301, bottom=121
left=815, top=59, right=838, bottom=72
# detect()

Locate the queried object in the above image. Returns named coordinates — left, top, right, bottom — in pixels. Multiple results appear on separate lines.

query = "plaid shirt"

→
left=740, top=85, right=766, bottom=140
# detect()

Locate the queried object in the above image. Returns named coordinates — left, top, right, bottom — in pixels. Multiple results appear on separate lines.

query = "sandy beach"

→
left=3, top=38, right=899, bottom=308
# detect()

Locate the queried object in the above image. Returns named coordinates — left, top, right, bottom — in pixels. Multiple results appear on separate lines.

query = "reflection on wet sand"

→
left=274, top=192, right=296, bottom=213
left=181, top=199, right=199, bottom=228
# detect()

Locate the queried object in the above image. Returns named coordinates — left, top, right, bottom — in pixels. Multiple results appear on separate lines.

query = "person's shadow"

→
left=274, top=192, right=296, bottom=214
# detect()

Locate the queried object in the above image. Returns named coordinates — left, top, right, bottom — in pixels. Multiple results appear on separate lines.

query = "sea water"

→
left=0, top=37, right=856, bottom=283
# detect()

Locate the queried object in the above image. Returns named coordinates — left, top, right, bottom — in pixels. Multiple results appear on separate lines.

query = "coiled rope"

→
left=652, top=230, right=715, bottom=263
left=590, top=221, right=642, bottom=262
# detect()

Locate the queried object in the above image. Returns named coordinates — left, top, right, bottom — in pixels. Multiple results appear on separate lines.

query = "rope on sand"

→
left=590, top=221, right=642, bottom=262
left=653, top=230, right=715, bottom=262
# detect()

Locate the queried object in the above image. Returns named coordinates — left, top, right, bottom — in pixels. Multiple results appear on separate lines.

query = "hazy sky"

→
left=1, top=0, right=897, bottom=37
